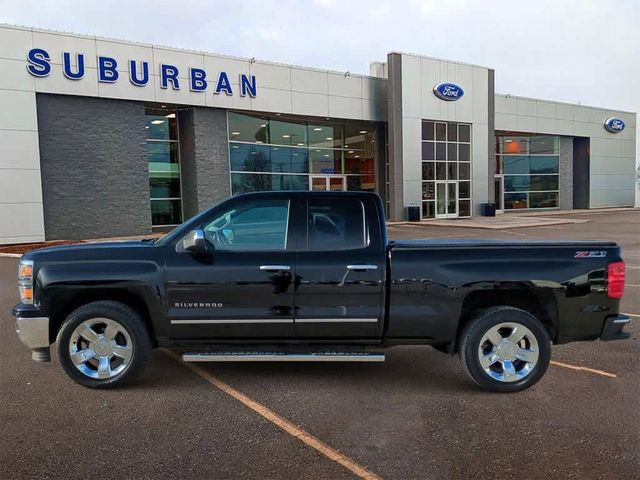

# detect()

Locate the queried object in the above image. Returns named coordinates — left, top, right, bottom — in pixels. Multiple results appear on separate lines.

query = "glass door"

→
left=310, top=175, right=346, bottom=191
left=436, top=181, right=458, bottom=218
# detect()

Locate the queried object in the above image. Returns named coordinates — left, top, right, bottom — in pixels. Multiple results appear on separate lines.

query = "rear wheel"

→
left=57, top=301, right=152, bottom=388
left=459, top=306, right=550, bottom=392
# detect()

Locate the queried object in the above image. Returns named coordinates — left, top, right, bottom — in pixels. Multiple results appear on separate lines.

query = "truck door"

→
left=164, top=194, right=300, bottom=340
left=293, top=194, right=385, bottom=338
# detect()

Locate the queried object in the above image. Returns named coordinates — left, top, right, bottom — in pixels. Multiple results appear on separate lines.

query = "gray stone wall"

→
left=36, top=94, right=150, bottom=240
left=386, top=53, right=404, bottom=221
left=179, top=107, right=230, bottom=219
left=559, top=136, right=574, bottom=210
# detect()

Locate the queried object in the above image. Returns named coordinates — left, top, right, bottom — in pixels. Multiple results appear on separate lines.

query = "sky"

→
left=2, top=0, right=639, bottom=167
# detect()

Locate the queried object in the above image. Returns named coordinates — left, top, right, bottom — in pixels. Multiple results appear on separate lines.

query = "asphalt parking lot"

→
left=1, top=210, right=638, bottom=480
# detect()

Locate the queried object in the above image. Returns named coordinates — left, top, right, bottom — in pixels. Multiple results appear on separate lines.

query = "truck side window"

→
left=203, top=199, right=290, bottom=251
left=307, top=199, right=367, bottom=250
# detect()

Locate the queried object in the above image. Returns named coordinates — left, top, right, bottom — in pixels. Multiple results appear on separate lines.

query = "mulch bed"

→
left=0, top=240, right=85, bottom=255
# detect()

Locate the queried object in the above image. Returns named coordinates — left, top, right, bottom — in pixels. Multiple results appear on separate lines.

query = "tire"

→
left=459, top=306, right=550, bottom=393
left=56, top=301, right=152, bottom=389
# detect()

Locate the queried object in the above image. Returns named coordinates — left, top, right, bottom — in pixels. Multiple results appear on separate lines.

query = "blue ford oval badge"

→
left=604, top=117, right=625, bottom=133
left=433, top=82, right=464, bottom=101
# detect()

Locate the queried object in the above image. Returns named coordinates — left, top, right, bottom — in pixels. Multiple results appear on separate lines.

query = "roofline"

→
left=0, top=22, right=380, bottom=80
left=495, top=92, right=637, bottom=115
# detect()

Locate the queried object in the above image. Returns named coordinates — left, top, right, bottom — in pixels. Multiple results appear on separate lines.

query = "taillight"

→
left=607, top=261, right=625, bottom=299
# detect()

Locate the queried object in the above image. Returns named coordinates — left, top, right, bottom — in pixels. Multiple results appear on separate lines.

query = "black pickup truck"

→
left=13, top=191, right=630, bottom=392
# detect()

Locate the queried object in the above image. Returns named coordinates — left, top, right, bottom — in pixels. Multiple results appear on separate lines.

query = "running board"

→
left=182, top=352, right=386, bottom=362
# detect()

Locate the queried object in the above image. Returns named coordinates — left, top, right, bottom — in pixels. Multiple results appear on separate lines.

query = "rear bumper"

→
left=600, top=314, right=632, bottom=341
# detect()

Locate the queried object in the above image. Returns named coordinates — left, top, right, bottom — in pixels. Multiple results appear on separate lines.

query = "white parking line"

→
left=622, top=312, right=640, bottom=318
left=626, top=284, right=640, bottom=287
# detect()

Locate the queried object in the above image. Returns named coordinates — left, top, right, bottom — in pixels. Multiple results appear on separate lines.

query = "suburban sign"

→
left=25, top=48, right=257, bottom=97
left=603, top=117, right=625, bottom=133
left=433, top=82, right=464, bottom=101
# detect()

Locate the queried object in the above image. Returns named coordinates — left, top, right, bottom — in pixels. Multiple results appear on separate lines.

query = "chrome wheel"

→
left=68, top=318, right=133, bottom=380
left=478, top=322, right=539, bottom=383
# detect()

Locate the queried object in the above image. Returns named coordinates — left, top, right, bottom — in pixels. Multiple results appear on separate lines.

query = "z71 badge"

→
left=574, top=251, right=607, bottom=258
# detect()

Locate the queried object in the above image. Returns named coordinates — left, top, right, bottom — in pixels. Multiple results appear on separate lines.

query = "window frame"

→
left=304, top=198, right=370, bottom=252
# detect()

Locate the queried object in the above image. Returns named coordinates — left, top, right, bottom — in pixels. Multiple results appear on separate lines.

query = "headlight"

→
left=18, top=259, right=34, bottom=304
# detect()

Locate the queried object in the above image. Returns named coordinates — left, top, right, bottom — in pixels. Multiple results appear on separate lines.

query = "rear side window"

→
left=307, top=199, right=367, bottom=250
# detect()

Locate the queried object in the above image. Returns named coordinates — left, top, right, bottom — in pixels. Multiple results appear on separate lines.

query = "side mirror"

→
left=183, top=229, right=209, bottom=253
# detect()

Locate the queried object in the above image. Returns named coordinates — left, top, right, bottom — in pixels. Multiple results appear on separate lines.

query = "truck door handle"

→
left=260, top=265, right=291, bottom=272
left=346, top=264, right=378, bottom=271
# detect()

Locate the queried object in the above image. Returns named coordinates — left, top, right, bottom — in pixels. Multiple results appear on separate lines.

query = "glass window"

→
left=231, top=173, right=308, bottom=194
left=530, top=175, right=559, bottom=191
left=344, top=125, right=373, bottom=151
left=529, top=192, right=559, bottom=208
left=145, top=112, right=177, bottom=141
left=228, top=112, right=269, bottom=143
left=500, top=136, right=529, bottom=154
left=307, top=199, right=366, bottom=250
left=422, top=142, right=435, bottom=160
left=422, top=162, right=435, bottom=180
left=270, top=119, right=308, bottom=146
left=447, top=162, right=457, bottom=181
left=447, top=123, right=458, bottom=142
left=435, top=142, right=446, bottom=160
left=310, top=149, right=341, bottom=174
left=345, top=150, right=374, bottom=175
left=504, top=193, right=528, bottom=209
left=436, top=162, right=446, bottom=180
left=459, top=163, right=470, bottom=180
left=530, top=135, right=559, bottom=154
left=435, top=123, right=447, bottom=141
left=458, top=124, right=471, bottom=143
left=309, top=123, right=343, bottom=149
left=503, top=156, right=529, bottom=175
left=459, top=200, right=471, bottom=217
left=203, top=199, right=290, bottom=251
left=422, top=201, right=435, bottom=218
left=458, top=143, right=470, bottom=161
left=504, top=175, right=530, bottom=192
left=530, top=156, right=559, bottom=174
left=228, top=112, right=377, bottom=195
left=459, top=181, right=471, bottom=199
left=146, top=109, right=182, bottom=227
left=150, top=171, right=180, bottom=198
left=230, top=144, right=271, bottom=172
left=447, top=143, right=457, bottom=161
left=151, top=199, right=182, bottom=226
left=422, top=122, right=434, bottom=141
left=272, top=146, right=310, bottom=174
left=422, top=181, right=435, bottom=200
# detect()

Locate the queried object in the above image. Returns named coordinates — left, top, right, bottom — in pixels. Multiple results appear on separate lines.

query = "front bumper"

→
left=14, top=315, right=50, bottom=349
left=600, top=314, right=632, bottom=341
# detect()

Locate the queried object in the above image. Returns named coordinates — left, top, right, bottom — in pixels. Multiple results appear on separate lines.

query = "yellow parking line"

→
left=163, top=350, right=382, bottom=480
left=550, top=360, right=617, bottom=378
left=622, top=312, right=640, bottom=318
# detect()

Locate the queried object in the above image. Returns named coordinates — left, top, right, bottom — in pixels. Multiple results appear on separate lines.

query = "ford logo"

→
left=433, top=82, right=464, bottom=101
left=604, top=117, right=625, bottom=133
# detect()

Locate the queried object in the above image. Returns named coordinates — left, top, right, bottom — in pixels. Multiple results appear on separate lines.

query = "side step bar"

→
left=182, top=352, right=386, bottom=362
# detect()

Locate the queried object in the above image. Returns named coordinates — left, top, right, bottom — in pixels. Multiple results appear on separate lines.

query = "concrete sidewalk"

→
left=390, top=215, right=589, bottom=230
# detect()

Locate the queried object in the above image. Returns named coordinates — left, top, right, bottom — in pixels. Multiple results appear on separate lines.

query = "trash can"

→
left=481, top=203, right=496, bottom=217
left=407, top=205, right=421, bottom=222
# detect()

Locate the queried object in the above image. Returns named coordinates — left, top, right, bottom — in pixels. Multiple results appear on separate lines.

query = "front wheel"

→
left=57, top=301, right=152, bottom=388
left=459, top=306, right=551, bottom=393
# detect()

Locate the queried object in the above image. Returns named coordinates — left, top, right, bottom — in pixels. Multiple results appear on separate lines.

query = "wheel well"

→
left=455, top=289, right=558, bottom=351
left=48, top=289, right=156, bottom=346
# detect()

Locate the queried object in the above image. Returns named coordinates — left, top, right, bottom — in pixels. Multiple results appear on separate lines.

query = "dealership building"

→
left=0, top=24, right=637, bottom=244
